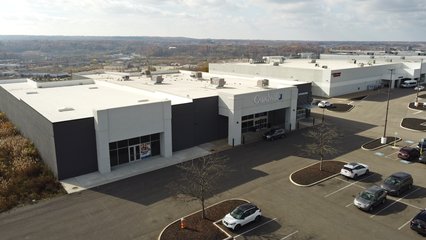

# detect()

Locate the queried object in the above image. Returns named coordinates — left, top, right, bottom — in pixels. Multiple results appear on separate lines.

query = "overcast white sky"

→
left=1, top=0, right=425, bottom=41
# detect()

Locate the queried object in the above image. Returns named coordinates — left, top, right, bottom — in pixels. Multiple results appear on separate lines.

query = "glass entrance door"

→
left=129, top=145, right=141, bottom=162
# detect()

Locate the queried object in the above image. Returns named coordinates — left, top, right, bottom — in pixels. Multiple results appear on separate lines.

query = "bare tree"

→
left=303, top=123, right=339, bottom=171
left=176, top=153, right=228, bottom=219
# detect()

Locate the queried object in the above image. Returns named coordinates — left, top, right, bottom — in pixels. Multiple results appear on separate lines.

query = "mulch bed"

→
left=290, top=160, right=346, bottom=186
left=362, top=137, right=400, bottom=150
left=408, top=102, right=426, bottom=110
left=401, top=118, right=426, bottom=131
left=159, top=199, right=247, bottom=240
left=327, top=103, right=354, bottom=112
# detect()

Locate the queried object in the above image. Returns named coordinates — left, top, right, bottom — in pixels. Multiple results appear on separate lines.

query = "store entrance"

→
left=129, top=145, right=141, bottom=162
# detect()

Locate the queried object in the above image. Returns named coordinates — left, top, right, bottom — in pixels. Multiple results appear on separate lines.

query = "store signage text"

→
left=253, top=92, right=283, bottom=104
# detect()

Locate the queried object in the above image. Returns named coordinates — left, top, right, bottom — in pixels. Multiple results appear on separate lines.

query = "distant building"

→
left=210, top=55, right=426, bottom=97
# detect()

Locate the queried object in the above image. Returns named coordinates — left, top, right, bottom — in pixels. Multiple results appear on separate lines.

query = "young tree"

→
left=176, top=153, right=228, bottom=219
left=303, top=123, right=339, bottom=171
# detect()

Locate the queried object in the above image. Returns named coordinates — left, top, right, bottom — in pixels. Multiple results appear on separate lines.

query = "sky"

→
left=1, top=0, right=425, bottom=41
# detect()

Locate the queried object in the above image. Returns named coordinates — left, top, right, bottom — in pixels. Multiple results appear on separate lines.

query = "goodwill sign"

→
left=253, top=92, right=283, bottom=104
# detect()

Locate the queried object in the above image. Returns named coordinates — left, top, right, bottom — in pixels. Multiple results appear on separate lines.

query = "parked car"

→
left=353, top=185, right=387, bottom=212
left=381, top=172, right=413, bottom=196
left=417, top=139, right=426, bottom=151
left=398, top=146, right=420, bottom=161
left=263, top=128, right=286, bottom=141
left=340, top=162, right=369, bottom=179
left=222, top=203, right=262, bottom=230
left=318, top=100, right=332, bottom=108
left=411, top=209, right=426, bottom=235
left=414, top=85, right=425, bottom=91
left=401, top=80, right=417, bottom=88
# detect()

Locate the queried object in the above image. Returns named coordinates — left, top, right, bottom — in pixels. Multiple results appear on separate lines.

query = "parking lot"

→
left=0, top=88, right=425, bottom=240
left=218, top=89, right=426, bottom=240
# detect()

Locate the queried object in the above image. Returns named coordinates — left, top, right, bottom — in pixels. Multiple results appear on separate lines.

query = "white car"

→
left=318, top=100, right=332, bottom=108
left=222, top=203, right=262, bottom=230
left=414, top=86, right=425, bottom=91
left=340, top=162, right=369, bottom=179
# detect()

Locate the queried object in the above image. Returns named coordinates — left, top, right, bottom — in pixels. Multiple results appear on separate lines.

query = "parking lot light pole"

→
left=415, top=59, right=423, bottom=107
left=381, top=69, right=394, bottom=144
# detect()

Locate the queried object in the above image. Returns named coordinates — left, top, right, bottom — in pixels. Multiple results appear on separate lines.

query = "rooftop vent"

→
left=273, top=62, right=280, bottom=66
left=315, top=63, right=320, bottom=67
left=257, top=79, right=269, bottom=88
left=190, top=72, right=203, bottom=79
left=26, top=91, right=38, bottom=94
left=310, top=59, right=316, bottom=63
left=58, top=107, right=74, bottom=112
left=151, top=75, right=164, bottom=84
left=88, top=86, right=98, bottom=89
left=322, top=65, right=328, bottom=69
left=210, top=77, right=226, bottom=88
left=137, top=99, right=149, bottom=103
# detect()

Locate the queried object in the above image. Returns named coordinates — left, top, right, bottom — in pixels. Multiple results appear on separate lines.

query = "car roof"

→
left=365, top=185, right=382, bottom=193
left=237, top=203, right=257, bottom=211
left=401, top=146, right=414, bottom=150
left=344, top=162, right=362, bottom=169
left=389, top=172, right=412, bottom=179
left=414, top=210, right=426, bottom=221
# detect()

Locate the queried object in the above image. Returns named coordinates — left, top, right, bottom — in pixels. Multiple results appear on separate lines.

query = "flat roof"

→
left=222, top=59, right=395, bottom=70
left=85, top=71, right=304, bottom=99
left=0, top=72, right=302, bottom=122
left=0, top=79, right=170, bottom=123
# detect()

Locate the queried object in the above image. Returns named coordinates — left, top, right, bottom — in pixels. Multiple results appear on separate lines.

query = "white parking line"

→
left=345, top=202, right=354, bottom=208
left=233, top=218, right=277, bottom=239
left=280, top=230, right=299, bottom=240
left=398, top=219, right=412, bottom=230
left=370, top=188, right=420, bottom=218
left=414, top=110, right=423, bottom=115
left=325, top=175, right=372, bottom=197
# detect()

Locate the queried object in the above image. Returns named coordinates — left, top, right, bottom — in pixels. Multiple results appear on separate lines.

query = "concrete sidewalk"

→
left=61, top=139, right=232, bottom=194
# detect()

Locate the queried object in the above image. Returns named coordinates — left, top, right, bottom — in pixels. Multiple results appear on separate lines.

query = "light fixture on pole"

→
left=381, top=69, right=394, bottom=144
left=415, top=59, right=423, bottom=107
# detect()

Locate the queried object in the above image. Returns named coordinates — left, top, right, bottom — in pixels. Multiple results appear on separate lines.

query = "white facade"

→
left=210, top=57, right=426, bottom=98
left=94, top=101, right=172, bottom=174
left=218, top=87, right=298, bottom=146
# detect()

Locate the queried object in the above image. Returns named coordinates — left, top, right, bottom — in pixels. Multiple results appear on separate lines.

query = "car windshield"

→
left=360, top=191, right=375, bottom=201
left=230, top=207, right=244, bottom=220
left=384, top=176, right=401, bottom=185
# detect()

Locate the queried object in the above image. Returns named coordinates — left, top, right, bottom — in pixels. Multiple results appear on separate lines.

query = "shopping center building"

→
left=0, top=72, right=311, bottom=180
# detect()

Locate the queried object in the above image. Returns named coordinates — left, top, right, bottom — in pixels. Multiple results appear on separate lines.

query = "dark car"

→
left=411, top=209, right=426, bottom=235
left=418, top=140, right=426, bottom=151
left=353, top=185, right=387, bottom=212
left=381, top=172, right=413, bottom=196
left=263, top=128, right=286, bottom=141
left=398, top=146, right=420, bottom=161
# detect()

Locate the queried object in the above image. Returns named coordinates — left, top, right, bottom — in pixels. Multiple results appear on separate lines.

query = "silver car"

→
left=354, top=185, right=387, bottom=212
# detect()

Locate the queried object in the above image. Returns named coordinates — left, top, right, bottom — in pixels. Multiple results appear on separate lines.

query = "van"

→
left=401, top=80, right=417, bottom=88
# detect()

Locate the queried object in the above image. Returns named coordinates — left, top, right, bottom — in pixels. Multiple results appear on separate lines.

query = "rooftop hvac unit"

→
left=310, top=59, right=316, bottom=63
left=273, top=62, right=280, bottom=66
left=151, top=75, right=164, bottom=84
left=210, top=77, right=226, bottom=88
left=257, top=79, right=269, bottom=88
left=322, top=65, right=328, bottom=69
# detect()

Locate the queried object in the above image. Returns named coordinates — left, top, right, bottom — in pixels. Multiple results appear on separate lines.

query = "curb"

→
left=288, top=161, right=347, bottom=187
left=361, top=137, right=402, bottom=151
left=158, top=198, right=250, bottom=240
left=407, top=102, right=425, bottom=111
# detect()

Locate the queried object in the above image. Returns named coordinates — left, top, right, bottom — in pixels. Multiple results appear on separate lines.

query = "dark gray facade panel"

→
left=53, top=118, right=98, bottom=180
left=172, top=97, right=228, bottom=152
left=0, top=87, right=58, bottom=176
left=268, top=109, right=286, bottom=127
left=296, top=83, right=313, bottom=106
